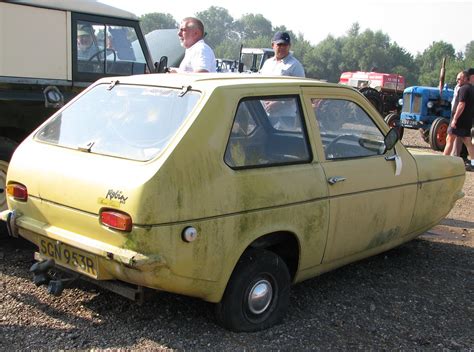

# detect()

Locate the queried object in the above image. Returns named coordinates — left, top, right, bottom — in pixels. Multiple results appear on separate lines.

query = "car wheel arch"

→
left=239, top=231, right=300, bottom=283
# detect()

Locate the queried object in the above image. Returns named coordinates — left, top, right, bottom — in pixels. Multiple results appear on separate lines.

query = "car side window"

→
left=312, top=98, right=385, bottom=160
left=225, top=96, right=311, bottom=168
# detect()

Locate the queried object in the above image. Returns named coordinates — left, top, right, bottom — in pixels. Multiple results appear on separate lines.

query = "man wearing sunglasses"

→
left=260, top=31, right=305, bottom=77
left=169, top=17, right=216, bottom=73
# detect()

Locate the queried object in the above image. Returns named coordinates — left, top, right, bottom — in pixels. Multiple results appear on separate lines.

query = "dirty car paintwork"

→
left=3, top=74, right=465, bottom=306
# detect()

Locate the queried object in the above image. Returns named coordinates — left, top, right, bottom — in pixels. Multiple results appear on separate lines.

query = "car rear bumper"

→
left=0, top=209, right=223, bottom=302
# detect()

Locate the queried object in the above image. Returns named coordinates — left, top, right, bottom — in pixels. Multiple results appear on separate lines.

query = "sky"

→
left=100, top=0, right=473, bottom=55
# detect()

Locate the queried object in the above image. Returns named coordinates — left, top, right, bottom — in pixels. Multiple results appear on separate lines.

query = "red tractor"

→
left=339, top=71, right=405, bottom=138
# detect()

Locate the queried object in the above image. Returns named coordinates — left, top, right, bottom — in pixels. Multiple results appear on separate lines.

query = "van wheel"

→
left=215, top=249, right=290, bottom=332
left=0, top=137, right=19, bottom=236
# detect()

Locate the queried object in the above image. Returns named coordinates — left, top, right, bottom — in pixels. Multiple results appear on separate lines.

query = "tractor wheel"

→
left=384, top=113, right=404, bottom=140
left=359, top=87, right=383, bottom=114
left=429, top=117, right=449, bottom=151
left=418, top=129, right=430, bottom=143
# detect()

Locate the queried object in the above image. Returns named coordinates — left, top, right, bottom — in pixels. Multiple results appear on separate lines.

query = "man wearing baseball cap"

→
left=260, top=31, right=305, bottom=77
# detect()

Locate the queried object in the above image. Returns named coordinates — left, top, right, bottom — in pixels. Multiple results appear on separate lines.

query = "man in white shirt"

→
left=169, top=17, right=216, bottom=73
left=260, top=31, right=305, bottom=77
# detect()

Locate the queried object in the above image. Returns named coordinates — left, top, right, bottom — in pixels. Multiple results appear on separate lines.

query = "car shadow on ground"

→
left=439, top=218, right=474, bottom=229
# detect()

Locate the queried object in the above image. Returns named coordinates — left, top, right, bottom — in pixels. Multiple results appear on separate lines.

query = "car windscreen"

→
left=35, top=84, right=200, bottom=161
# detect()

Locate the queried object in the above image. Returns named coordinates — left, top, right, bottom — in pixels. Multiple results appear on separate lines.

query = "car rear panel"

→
left=7, top=138, right=160, bottom=244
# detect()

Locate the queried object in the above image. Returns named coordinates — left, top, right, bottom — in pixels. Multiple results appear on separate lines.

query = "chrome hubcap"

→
left=247, top=279, right=272, bottom=314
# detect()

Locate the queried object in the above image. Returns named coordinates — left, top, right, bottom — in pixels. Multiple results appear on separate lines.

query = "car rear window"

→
left=35, top=84, right=200, bottom=161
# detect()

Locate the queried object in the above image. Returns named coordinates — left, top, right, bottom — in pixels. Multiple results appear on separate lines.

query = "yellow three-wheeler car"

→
left=2, top=74, right=465, bottom=331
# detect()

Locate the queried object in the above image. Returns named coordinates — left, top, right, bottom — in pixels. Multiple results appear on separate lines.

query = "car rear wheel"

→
left=429, top=117, right=449, bottom=151
left=384, top=113, right=404, bottom=140
left=215, top=249, right=290, bottom=332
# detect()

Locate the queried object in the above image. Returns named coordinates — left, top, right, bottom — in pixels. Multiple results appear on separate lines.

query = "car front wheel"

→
left=215, top=248, right=291, bottom=332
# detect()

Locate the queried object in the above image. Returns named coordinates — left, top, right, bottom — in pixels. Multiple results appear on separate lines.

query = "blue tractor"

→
left=399, top=85, right=454, bottom=151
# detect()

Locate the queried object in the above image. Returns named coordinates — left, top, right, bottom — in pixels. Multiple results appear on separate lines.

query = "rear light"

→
left=7, top=183, right=28, bottom=201
left=100, top=209, right=132, bottom=232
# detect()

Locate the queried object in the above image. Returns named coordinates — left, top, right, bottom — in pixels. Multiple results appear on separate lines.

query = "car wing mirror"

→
left=155, top=56, right=168, bottom=73
left=383, top=127, right=399, bottom=153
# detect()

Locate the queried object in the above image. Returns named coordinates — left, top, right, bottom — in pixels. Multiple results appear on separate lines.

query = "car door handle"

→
left=328, top=176, right=347, bottom=185
left=385, top=153, right=403, bottom=176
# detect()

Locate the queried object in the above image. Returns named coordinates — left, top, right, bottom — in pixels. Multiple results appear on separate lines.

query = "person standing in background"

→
left=169, top=17, right=216, bottom=73
left=260, top=31, right=305, bottom=77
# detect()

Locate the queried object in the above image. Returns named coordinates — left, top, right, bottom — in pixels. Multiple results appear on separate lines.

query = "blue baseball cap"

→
left=272, top=31, right=291, bottom=45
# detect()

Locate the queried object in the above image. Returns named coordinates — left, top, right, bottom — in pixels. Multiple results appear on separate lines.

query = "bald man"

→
left=169, top=17, right=216, bottom=73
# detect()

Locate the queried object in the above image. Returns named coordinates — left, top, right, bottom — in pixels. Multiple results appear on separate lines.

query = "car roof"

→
left=6, top=0, right=139, bottom=20
left=95, top=73, right=344, bottom=91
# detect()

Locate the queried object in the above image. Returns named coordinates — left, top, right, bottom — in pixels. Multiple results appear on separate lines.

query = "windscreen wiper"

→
left=77, top=141, right=95, bottom=153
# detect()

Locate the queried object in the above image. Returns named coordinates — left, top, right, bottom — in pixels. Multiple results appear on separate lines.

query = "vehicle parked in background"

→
left=239, top=48, right=274, bottom=72
left=0, top=0, right=170, bottom=214
left=339, top=71, right=405, bottom=137
left=399, top=85, right=454, bottom=151
left=216, top=59, right=238, bottom=72
left=398, top=58, right=459, bottom=151
left=1, top=74, right=465, bottom=332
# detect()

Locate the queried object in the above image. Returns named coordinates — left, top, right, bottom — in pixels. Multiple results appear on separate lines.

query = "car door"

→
left=303, top=88, right=418, bottom=264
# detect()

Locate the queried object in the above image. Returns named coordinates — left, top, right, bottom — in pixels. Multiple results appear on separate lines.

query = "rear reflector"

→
left=7, top=183, right=28, bottom=201
left=100, top=210, right=132, bottom=232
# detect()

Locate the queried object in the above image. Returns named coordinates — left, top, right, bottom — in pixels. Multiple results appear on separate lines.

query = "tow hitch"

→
left=29, top=259, right=79, bottom=296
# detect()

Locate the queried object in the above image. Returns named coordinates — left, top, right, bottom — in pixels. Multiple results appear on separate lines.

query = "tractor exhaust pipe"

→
left=439, top=57, right=446, bottom=96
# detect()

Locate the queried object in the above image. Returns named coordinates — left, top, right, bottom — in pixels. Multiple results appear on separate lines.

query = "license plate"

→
left=39, top=237, right=98, bottom=278
left=402, top=119, right=417, bottom=126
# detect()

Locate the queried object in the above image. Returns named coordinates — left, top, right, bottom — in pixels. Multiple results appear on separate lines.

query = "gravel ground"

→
left=1, top=129, right=473, bottom=351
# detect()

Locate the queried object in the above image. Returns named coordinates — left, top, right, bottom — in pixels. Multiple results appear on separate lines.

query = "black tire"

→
left=0, top=137, right=19, bottom=237
left=384, top=113, right=404, bottom=140
left=215, top=249, right=291, bottom=332
left=419, top=128, right=430, bottom=143
left=359, top=87, right=382, bottom=114
left=429, top=117, right=449, bottom=151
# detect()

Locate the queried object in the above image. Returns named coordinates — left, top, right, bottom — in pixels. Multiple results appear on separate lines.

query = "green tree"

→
left=235, top=14, right=273, bottom=41
left=415, top=41, right=456, bottom=86
left=196, top=7, right=235, bottom=49
left=463, top=40, right=474, bottom=70
left=139, top=13, right=177, bottom=34
left=303, top=35, right=344, bottom=81
left=386, top=43, right=417, bottom=85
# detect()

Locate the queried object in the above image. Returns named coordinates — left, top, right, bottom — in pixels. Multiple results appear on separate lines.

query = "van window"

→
left=76, top=21, right=147, bottom=76
left=35, top=84, right=200, bottom=161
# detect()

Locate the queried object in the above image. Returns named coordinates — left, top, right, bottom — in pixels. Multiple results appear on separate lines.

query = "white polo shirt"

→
left=260, top=54, right=305, bottom=77
left=179, top=39, right=216, bottom=73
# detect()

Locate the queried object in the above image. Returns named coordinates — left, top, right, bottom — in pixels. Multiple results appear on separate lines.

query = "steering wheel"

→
left=324, top=134, right=351, bottom=159
left=88, top=48, right=117, bottom=62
